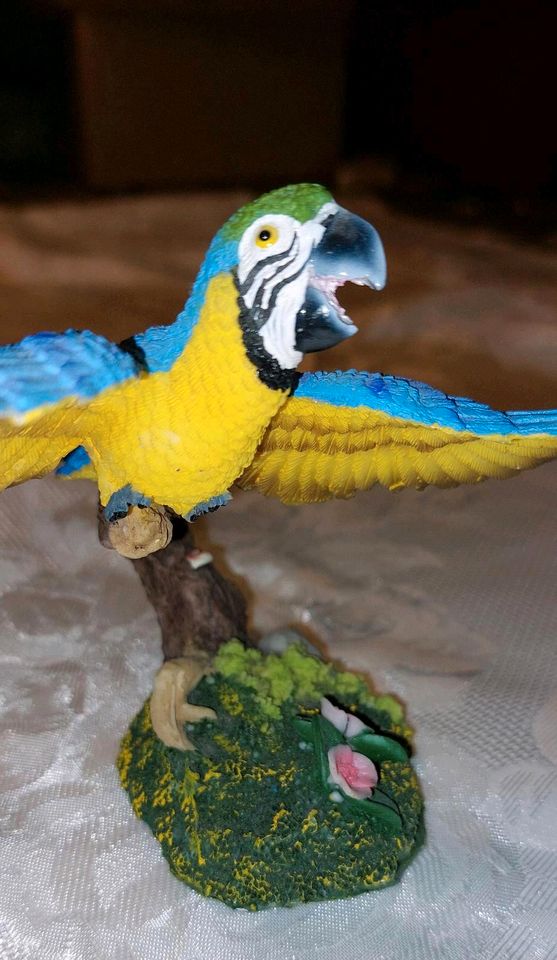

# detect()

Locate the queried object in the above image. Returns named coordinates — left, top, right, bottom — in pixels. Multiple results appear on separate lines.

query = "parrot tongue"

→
left=308, top=274, right=369, bottom=327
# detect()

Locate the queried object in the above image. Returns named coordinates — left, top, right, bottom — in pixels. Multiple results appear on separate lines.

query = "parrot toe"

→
left=103, top=483, right=152, bottom=521
left=150, top=655, right=216, bottom=751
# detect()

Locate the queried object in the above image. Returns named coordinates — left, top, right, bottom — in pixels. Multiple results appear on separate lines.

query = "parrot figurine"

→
left=2, top=182, right=557, bottom=748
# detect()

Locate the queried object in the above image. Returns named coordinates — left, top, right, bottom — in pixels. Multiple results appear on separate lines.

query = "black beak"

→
left=311, top=207, right=387, bottom=290
left=295, top=207, right=386, bottom=354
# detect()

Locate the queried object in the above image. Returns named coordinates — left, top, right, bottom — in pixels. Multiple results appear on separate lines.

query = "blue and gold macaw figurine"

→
left=2, top=183, right=557, bottom=747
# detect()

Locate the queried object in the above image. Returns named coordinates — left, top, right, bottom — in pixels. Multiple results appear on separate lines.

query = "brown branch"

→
left=98, top=505, right=249, bottom=660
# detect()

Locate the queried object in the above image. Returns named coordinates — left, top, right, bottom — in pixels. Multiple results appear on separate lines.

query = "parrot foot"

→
left=150, top=655, right=216, bottom=751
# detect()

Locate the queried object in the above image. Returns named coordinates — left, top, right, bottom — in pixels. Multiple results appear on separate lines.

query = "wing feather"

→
left=0, top=330, right=138, bottom=418
left=237, top=371, right=557, bottom=504
left=0, top=330, right=139, bottom=489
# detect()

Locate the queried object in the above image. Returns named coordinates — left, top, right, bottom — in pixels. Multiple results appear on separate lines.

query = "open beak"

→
left=295, top=207, right=387, bottom=354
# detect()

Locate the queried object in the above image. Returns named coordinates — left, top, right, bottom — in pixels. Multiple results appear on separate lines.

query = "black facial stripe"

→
left=252, top=237, right=300, bottom=323
left=238, top=235, right=296, bottom=298
left=251, top=235, right=300, bottom=315
left=265, top=250, right=311, bottom=315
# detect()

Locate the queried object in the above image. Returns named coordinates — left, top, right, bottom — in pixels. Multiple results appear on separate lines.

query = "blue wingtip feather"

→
left=293, top=370, right=557, bottom=437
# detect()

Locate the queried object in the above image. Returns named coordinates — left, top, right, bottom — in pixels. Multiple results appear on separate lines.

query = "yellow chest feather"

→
left=85, top=273, right=289, bottom=514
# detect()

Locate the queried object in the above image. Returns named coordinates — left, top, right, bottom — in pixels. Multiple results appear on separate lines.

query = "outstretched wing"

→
left=0, top=330, right=140, bottom=489
left=237, top=370, right=557, bottom=503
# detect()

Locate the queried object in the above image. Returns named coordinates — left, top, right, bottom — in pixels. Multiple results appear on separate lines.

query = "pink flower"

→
left=328, top=744, right=378, bottom=800
left=321, top=697, right=369, bottom=739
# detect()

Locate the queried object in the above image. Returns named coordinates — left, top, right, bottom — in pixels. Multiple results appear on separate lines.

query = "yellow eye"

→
left=255, top=225, right=278, bottom=248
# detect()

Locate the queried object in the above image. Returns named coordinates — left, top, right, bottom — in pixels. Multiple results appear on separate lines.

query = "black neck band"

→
left=234, top=279, right=297, bottom=393
left=118, top=335, right=149, bottom=371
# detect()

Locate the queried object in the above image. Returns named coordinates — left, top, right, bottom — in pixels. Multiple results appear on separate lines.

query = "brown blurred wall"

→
left=63, top=0, right=354, bottom=190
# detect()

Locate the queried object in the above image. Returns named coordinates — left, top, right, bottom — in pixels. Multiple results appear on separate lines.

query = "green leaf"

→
left=317, top=715, right=345, bottom=750
left=292, top=714, right=343, bottom=748
left=349, top=732, right=409, bottom=764
left=292, top=714, right=343, bottom=755
left=370, top=786, right=402, bottom=817
left=340, top=790, right=402, bottom=833
left=292, top=715, right=313, bottom=740
left=365, top=801, right=402, bottom=832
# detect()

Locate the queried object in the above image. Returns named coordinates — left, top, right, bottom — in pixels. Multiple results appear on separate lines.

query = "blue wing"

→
left=238, top=370, right=557, bottom=503
left=0, top=329, right=142, bottom=491
left=292, top=370, right=557, bottom=436
left=0, top=330, right=139, bottom=417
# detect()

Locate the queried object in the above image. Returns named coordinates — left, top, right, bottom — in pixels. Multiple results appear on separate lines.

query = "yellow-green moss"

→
left=215, top=640, right=407, bottom=730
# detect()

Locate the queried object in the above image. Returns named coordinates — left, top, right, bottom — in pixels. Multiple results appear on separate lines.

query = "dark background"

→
left=1, top=1, right=555, bottom=237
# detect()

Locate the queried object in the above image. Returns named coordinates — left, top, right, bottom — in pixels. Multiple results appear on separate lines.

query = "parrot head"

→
left=200, top=184, right=386, bottom=384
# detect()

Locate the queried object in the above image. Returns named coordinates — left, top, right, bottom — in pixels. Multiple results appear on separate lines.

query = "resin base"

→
left=118, top=641, right=424, bottom=910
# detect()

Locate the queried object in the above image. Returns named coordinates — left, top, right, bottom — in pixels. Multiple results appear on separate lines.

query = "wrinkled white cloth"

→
left=1, top=469, right=557, bottom=960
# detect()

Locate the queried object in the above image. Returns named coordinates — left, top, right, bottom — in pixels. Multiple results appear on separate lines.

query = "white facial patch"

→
left=238, top=214, right=299, bottom=297
left=237, top=206, right=337, bottom=371
left=315, top=201, right=338, bottom=224
left=258, top=271, right=306, bottom=370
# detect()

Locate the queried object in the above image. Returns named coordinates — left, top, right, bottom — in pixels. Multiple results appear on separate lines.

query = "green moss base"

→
left=118, top=641, right=424, bottom=910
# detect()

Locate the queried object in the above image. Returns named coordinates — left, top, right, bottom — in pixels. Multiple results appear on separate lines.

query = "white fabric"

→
left=1, top=468, right=556, bottom=960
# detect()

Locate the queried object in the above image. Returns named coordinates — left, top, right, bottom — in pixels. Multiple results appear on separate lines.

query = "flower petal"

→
left=320, top=697, right=348, bottom=734
left=327, top=744, right=378, bottom=800
left=345, top=714, right=369, bottom=738
left=351, top=751, right=378, bottom=789
left=320, top=697, right=370, bottom=740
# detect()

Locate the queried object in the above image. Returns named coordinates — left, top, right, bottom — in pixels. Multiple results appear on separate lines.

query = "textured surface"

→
left=118, top=642, right=423, bottom=909
left=0, top=330, right=138, bottom=416
left=292, top=370, right=557, bottom=432
left=239, top=371, right=557, bottom=502
left=132, top=533, right=248, bottom=659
